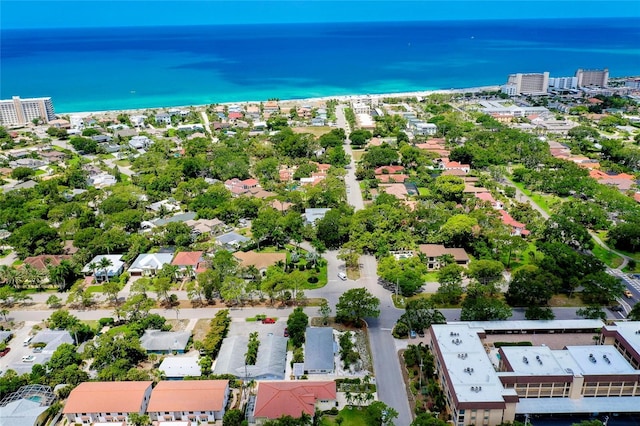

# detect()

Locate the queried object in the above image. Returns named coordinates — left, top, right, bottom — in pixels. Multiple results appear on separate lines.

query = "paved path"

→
left=200, top=111, right=211, bottom=134
left=335, top=104, right=413, bottom=426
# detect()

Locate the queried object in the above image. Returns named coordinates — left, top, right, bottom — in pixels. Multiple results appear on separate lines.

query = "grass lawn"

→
left=500, top=241, right=541, bottom=270
left=321, top=407, right=370, bottom=426
left=422, top=272, right=439, bottom=282
left=34, top=170, right=46, bottom=176
left=417, top=187, right=429, bottom=196
left=548, top=294, right=586, bottom=307
left=292, top=126, right=332, bottom=137
left=115, top=159, right=131, bottom=167
left=591, top=244, right=624, bottom=268
left=351, top=149, right=365, bottom=161
left=67, top=157, right=81, bottom=167
left=510, top=180, right=561, bottom=214
left=85, top=285, right=104, bottom=294
left=346, top=265, right=360, bottom=280
left=97, top=153, right=115, bottom=160
left=81, top=320, right=100, bottom=329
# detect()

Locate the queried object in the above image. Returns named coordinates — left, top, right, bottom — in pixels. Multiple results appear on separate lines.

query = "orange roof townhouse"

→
left=250, top=381, right=337, bottom=425
left=147, top=380, right=230, bottom=423
left=63, top=381, right=153, bottom=424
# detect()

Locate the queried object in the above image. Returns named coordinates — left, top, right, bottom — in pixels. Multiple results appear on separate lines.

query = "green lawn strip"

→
left=422, top=272, right=439, bottom=282
left=351, top=150, right=365, bottom=161
left=509, top=179, right=557, bottom=214
left=591, top=244, right=624, bottom=268
left=85, top=285, right=105, bottom=294
left=321, top=407, right=370, bottom=426
left=417, top=187, right=429, bottom=196
left=548, top=294, right=586, bottom=308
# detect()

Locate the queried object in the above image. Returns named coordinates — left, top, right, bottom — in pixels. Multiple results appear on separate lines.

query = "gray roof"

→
left=32, top=330, right=74, bottom=353
left=516, top=396, right=640, bottom=414
left=214, top=335, right=287, bottom=380
left=158, top=356, right=201, bottom=378
left=140, top=330, right=191, bottom=352
left=0, top=330, right=13, bottom=343
left=304, top=208, right=331, bottom=224
left=0, top=399, right=48, bottom=425
left=152, top=211, right=197, bottom=227
left=304, top=328, right=335, bottom=372
left=216, top=232, right=250, bottom=245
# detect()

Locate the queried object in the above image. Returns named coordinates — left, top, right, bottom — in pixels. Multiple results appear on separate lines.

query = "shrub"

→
left=494, top=341, right=533, bottom=348
left=298, top=264, right=305, bottom=271
left=307, top=276, right=319, bottom=284
left=99, top=317, right=115, bottom=327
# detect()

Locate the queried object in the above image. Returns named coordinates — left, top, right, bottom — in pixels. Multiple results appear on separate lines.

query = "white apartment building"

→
left=548, top=76, right=578, bottom=90
left=0, top=96, right=56, bottom=125
left=505, top=72, right=550, bottom=95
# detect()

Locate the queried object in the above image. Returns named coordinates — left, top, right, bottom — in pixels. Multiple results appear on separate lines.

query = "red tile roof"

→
left=374, top=165, right=405, bottom=175
left=499, top=210, right=527, bottom=230
left=376, top=174, right=408, bottom=183
left=253, top=381, right=336, bottom=420
left=22, top=255, right=71, bottom=270
left=172, top=251, right=203, bottom=266
left=63, top=381, right=152, bottom=414
left=147, top=380, right=229, bottom=413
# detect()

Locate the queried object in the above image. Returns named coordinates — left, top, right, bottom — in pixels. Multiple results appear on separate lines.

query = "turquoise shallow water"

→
left=1, top=19, right=639, bottom=112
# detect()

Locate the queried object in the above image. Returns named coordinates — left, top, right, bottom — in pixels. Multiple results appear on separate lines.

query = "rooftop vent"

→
left=523, top=356, right=529, bottom=364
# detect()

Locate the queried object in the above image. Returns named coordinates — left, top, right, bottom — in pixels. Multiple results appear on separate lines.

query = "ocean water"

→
left=1, top=19, right=639, bottom=112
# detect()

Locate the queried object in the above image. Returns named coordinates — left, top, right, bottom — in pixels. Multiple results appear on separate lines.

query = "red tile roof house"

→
left=499, top=210, right=530, bottom=236
left=474, top=192, right=504, bottom=210
left=374, top=165, right=405, bottom=175
left=225, top=178, right=260, bottom=196
left=62, top=381, right=153, bottom=424
left=250, top=381, right=337, bottom=424
left=171, top=251, right=206, bottom=277
left=376, top=173, right=409, bottom=183
left=22, top=254, right=71, bottom=270
left=147, top=380, right=230, bottom=423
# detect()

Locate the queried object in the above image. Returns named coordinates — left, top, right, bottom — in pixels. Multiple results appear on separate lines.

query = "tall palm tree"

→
left=88, top=261, right=98, bottom=281
left=98, top=257, right=113, bottom=283
left=0, top=266, right=20, bottom=289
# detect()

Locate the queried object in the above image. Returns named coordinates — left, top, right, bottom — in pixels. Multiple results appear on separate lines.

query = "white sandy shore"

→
left=63, top=85, right=501, bottom=117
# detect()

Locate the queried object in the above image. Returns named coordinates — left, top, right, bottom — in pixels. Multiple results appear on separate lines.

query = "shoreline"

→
left=58, top=85, right=502, bottom=117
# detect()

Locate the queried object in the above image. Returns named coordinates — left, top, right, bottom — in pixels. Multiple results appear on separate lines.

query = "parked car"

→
left=610, top=305, right=624, bottom=312
left=409, top=330, right=417, bottom=339
left=262, top=318, right=276, bottom=324
left=417, top=330, right=425, bottom=338
left=338, top=272, right=347, bottom=281
left=0, top=347, right=10, bottom=357
left=22, top=355, right=36, bottom=363
left=624, top=290, right=633, bottom=298
left=33, top=347, right=43, bottom=353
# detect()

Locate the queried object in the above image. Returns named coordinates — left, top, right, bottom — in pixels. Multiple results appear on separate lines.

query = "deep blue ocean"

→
left=1, top=19, right=639, bottom=112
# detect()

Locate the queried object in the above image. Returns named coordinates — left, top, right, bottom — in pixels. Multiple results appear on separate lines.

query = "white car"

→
left=338, top=272, right=347, bottom=281
left=22, top=355, right=36, bottom=363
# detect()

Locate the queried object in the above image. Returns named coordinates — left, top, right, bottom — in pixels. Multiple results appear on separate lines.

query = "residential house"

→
left=22, top=254, right=71, bottom=271
left=589, top=170, right=637, bottom=192
left=8, top=330, right=74, bottom=374
left=263, top=100, right=280, bottom=115
left=140, top=330, right=191, bottom=354
left=304, top=328, right=335, bottom=374
left=91, top=134, right=112, bottom=143
left=270, top=199, right=293, bottom=212
left=0, top=398, right=50, bottom=426
left=171, top=251, right=206, bottom=277
left=128, top=253, right=174, bottom=276
left=62, top=381, right=153, bottom=424
left=377, top=183, right=409, bottom=200
left=3, top=180, right=37, bottom=193
left=185, top=218, right=228, bottom=237
left=474, top=192, right=504, bottom=210
left=130, top=115, right=147, bottom=127
left=214, top=335, right=287, bottom=380
left=158, top=356, right=202, bottom=380
left=87, top=173, right=117, bottom=189
left=48, top=118, right=71, bottom=129
left=129, top=135, right=153, bottom=149
left=376, top=173, right=408, bottom=183
left=9, top=158, right=48, bottom=169
left=499, top=210, right=530, bottom=236
left=146, top=211, right=198, bottom=230
left=374, top=165, right=405, bottom=175
left=304, top=208, right=331, bottom=225
left=147, top=380, right=230, bottom=423
left=436, top=158, right=470, bottom=174
left=155, top=113, right=171, bottom=125
left=81, top=254, right=124, bottom=282
left=417, top=244, right=470, bottom=269
left=250, top=381, right=337, bottom=425
left=147, top=199, right=181, bottom=213
left=215, top=232, right=251, bottom=251
left=225, top=178, right=260, bottom=196
left=410, top=121, right=438, bottom=136
left=233, top=251, right=287, bottom=274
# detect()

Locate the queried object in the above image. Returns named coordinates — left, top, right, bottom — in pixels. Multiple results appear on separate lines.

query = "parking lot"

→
left=0, top=321, right=40, bottom=375
left=227, top=316, right=287, bottom=339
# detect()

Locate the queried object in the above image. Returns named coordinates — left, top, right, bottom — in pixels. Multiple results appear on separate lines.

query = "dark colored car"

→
left=610, top=305, right=624, bottom=312
left=0, top=347, right=10, bottom=357
left=417, top=330, right=425, bottom=338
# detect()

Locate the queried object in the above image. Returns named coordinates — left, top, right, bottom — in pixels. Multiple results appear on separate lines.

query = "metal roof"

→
left=304, top=328, right=334, bottom=372
left=140, top=330, right=191, bottom=352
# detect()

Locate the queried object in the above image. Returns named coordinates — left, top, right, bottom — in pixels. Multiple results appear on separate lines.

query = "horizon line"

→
left=3, top=15, right=639, bottom=31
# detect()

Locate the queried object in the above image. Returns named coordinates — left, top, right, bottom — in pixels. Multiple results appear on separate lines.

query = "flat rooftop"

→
left=516, top=396, right=640, bottom=414
left=563, top=346, right=636, bottom=375
left=431, top=324, right=506, bottom=404
left=500, top=346, right=567, bottom=375
left=607, top=321, right=640, bottom=355
left=454, top=319, right=604, bottom=333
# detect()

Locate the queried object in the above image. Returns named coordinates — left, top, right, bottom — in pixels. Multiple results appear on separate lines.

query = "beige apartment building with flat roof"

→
left=505, top=72, right=550, bottom=95
left=0, top=96, right=55, bottom=125
left=576, top=68, right=609, bottom=88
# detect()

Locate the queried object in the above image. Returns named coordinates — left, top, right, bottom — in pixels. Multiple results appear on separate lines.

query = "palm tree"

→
left=0, top=266, right=20, bottom=289
left=98, top=257, right=113, bottom=283
left=88, top=261, right=98, bottom=282
left=21, top=264, right=47, bottom=290
left=0, top=309, right=9, bottom=322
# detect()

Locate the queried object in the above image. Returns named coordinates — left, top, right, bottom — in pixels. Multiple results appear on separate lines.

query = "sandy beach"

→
left=62, top=85, right=502, bottom=117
